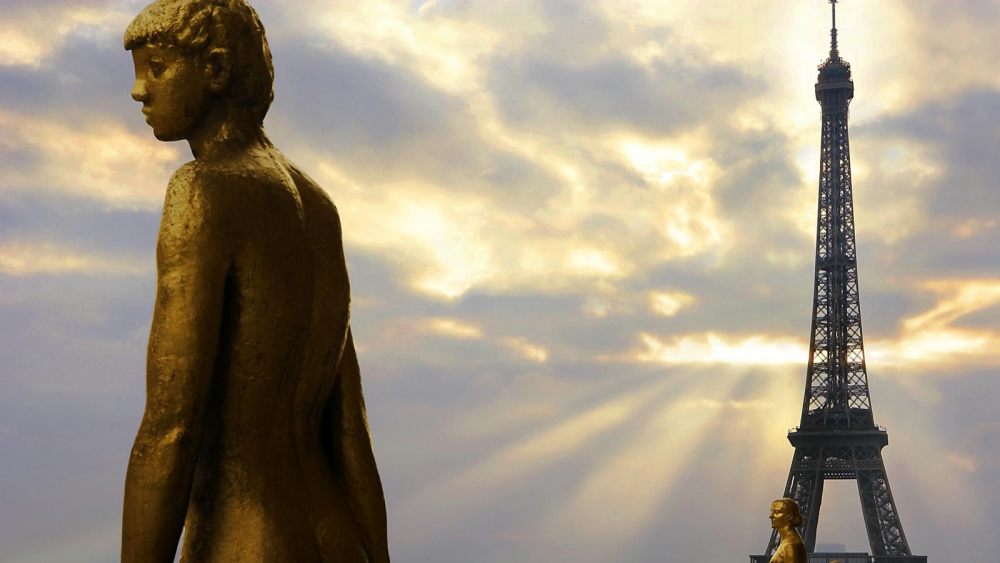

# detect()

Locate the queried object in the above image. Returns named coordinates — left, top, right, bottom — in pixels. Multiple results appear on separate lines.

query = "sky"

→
left=1, top=0, right=999, bottom=561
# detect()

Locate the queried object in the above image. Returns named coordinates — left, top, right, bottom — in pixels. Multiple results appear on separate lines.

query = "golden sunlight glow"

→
left=904, top=280, right=1000, bottom=330
left=567, top=248, right=624, bottom=278
left=634, top=332, right=807, bottom=366
left=538, top=374, right=740, bottom=553
left=531, top=367, right=808, bottom=557
left=870, top=279, right=1000, bottom=369
left=309, top=1, right=515, bottom=95
left=501, top=336, right=549, bottom=363
left=0, top=30, right=46, bottom=67
left=1, top=112, right=180, bottom=208
left=317, top=175, right=494, bottom=300
left=424, top=318, right=484, bottom=340
left=618, top=139, right=714, bottom=187
left=947, top=452, right=978, bottom=473
left=476, top=384, right=663, bottom=472
left=313, top=159, right=636, bottom=299
left=0, top=242, right=149, bottom=276
left=399, top=201, right=491, bottom=299
left=295, top=2, right=742, bottom=302
left=613, top=137, right=729, bottom=259
left=0, top=8, right=130, bottom=67
left=648, top=290, right=695, bottom=317
left=397, top=378, right=674, bottom=528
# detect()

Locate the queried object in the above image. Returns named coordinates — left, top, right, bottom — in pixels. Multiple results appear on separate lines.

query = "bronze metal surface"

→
left=121, top=2, right=389, bottom=561
left=769, top=498, right=807, bottom=563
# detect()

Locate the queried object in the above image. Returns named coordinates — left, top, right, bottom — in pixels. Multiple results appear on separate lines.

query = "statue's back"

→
left=178, top=147, right=367, bottom=562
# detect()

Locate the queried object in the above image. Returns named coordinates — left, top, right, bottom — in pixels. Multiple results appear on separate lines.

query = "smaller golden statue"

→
left=769, top=498, right=807, bottom=563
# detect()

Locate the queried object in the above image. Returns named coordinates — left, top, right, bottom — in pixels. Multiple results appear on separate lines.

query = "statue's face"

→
left=130, top=44, right=209, bottom=141
left=770, top=501, right=790, bottom=529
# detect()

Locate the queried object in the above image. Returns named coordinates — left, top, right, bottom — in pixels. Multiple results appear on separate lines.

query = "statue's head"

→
left=124, top=0, right=274, bottom=142
left=770, top=497, right=803, bottom=529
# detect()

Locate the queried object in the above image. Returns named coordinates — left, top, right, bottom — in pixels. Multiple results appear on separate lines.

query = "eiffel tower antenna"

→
left=829, top=0, right=839, bottom=58
left=750, top=3, right=926, bottom=562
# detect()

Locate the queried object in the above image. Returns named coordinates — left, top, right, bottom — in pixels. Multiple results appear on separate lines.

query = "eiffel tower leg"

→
left=855, top=446, right=912, bottom=557
left=793, top=450, right=825, bottom=553
left=767, top=447, right=825, bottom=555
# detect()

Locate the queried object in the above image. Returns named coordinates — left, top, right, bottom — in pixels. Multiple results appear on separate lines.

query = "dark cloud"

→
left=0, top=191, right=158, bottom=258
left=956, top=302, right=1000, bottom=332
left=0, top=138, right=42, bottom=182
left=0, top=34, right=134, bottom=122
left=0, top=271, right=150, bottom=558
left=902, top=0, right=1000, bottom=24
left=710, top=125, right=811, bottom=254
left=861, top=89, right=1000, bottom=222
left=481, top=1, right=760, bottom=136
left=267, top=39, right=565, bottom=209
left=857, top=89, right=1000, bottom=277
left=489, top=53, right=759, bottom=137
left=4, top=0, right=118, bottom=8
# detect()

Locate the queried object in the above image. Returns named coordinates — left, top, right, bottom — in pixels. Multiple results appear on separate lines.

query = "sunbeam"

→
left=393, top=375, right=681, bottom=540
left=532, top=370, right=746, bottom=558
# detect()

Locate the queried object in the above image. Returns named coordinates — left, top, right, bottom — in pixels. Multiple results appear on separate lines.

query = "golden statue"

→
left=121, top=1, right=389, bottom=561
left=769, top=498, right=807, bottom=563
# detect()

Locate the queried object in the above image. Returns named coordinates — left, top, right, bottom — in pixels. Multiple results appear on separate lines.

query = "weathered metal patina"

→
left=122, top=2, right=389, bottom=561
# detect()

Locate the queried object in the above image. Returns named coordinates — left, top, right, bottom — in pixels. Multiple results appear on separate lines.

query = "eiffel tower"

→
left=751, top=3, right=925, bottom=563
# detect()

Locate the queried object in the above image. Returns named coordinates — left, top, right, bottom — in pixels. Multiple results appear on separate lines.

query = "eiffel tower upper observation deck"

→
left=750, top=3, right=925, bottom=562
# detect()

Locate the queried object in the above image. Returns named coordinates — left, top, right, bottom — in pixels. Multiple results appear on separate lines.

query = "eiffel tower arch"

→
left=750, top=3, right=925, bottom=563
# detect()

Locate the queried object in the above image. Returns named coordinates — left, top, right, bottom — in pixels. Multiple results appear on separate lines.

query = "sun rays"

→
left=389, top=366, right=803, bottom=559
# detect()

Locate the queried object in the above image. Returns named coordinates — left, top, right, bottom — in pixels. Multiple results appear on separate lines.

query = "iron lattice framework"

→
left=760, top=2, right=918, bottom=560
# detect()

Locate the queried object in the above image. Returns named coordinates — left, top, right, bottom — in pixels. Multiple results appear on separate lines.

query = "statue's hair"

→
left=124, top=0, right=274, bottom=125
left=773, top=497, right=804, bottom=527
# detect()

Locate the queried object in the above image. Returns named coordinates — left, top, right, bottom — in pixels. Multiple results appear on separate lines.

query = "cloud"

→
left=648, top=290, right=694, bottom=317
left=0, top=3, right=130, bottom=67
left=0, top=240, right=150, bottom=276
left=0, top=192, right=158, bottom=258
left=500, top=336, right=549, bottom=363
left=489, top=52, right=758, bottom=136
left=0, top=111, right=181, bottom=208
left=870, top=279, right=1000, bottom=371
left=628, top=332, right=807, bottom=367
left=863, top=90, right=1000, bottom=225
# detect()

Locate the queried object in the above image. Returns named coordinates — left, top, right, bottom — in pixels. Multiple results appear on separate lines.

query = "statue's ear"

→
left=205, top=48, right=232, bottom=94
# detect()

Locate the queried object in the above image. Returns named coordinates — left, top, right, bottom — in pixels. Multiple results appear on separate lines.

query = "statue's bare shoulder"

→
left=154, top=161, right=234, bottom=273
left=159, top=150, right=305, bottom=244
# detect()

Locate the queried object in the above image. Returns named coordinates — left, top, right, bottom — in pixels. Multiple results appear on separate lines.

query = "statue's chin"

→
left=151, top=128, right=185, bottom=142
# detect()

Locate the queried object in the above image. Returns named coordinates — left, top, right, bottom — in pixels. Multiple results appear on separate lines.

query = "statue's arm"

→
left=333, top=328, right=390, bottom=563
left=122, top=166, right=229, bottom=563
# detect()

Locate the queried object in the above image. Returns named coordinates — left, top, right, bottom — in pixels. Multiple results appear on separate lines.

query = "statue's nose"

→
left=131, top=79, right=148, bottom=102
